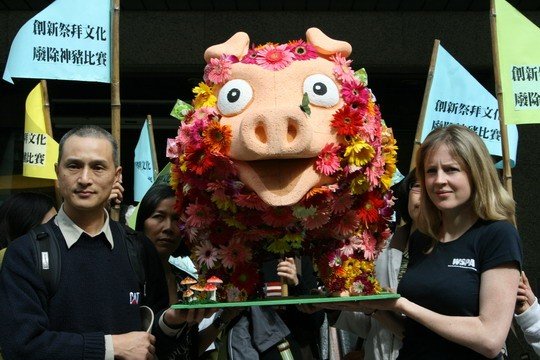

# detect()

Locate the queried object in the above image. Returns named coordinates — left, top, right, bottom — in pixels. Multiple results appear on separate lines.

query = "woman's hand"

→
left=164, top=307, right=218, bottom=327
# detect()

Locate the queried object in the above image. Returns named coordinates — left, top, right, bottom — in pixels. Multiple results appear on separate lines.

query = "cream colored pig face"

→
left=215, top=58, right=342, bottom=206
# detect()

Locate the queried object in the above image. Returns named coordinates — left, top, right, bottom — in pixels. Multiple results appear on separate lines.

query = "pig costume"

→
left=167, top=28, right=397, bottom=301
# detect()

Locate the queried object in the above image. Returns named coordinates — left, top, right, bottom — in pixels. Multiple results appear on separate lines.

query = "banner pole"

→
left=490, top=0, right=514, bottom=199
left=410, top=39, right=440, bottom=171
left=40, top=80, right=62, bottom=209
left=110, top=0, right=121, bottom=221
left=146, top=115, right=159, bottom=182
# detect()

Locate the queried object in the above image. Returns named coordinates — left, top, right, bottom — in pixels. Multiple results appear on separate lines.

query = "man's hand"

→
left=277, top=258, right=299, bottom=286
left=516, top=271, right=536, bottom=315
left=112, top=331, right=155, bottom=360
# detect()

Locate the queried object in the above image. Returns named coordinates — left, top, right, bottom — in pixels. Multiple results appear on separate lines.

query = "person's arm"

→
left=392, top=264, right=519, bottom=358
left=0, top=239, right=108, bottom=360
left=196, top=308, right=242, bottom=355
left=514, top=271, right=540, bottom=356
left=370, top=310, right=405, bottom=340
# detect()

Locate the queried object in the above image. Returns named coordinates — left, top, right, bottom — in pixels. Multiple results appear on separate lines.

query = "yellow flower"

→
left=359, top=260, right=374, bottom=273
left=350, top=174, right=370, bottom=195
left=193, top=82, right=217, bottom=108
left=223, top=217, right=246, bottom=230
left=380, top=161, right=396, bottom=190
left=212, top=193, right=237, bottom=212
left=344, top=138, right=375, bottom=167
left=283, top=233, right=304, bottom=249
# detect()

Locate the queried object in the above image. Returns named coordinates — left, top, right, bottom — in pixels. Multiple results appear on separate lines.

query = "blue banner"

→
left=422, top=44, right=518, bottom=167
left=134, top=120, right=155, bottom=202
left=3, top=0, right=111, bottom=84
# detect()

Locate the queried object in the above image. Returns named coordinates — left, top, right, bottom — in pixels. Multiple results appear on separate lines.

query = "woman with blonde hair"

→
left=328, top=125, right=522, bottom=359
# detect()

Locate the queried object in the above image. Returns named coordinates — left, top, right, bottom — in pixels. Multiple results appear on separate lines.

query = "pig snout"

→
left=239, top=109, right=313, bottom=159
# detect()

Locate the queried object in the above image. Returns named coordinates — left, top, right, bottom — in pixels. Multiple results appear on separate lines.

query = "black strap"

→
left=30, top=220, right=146, bottom=301
left=29, top=222, right=62, bottom=303
left=112, top=221, right=146, bottom=296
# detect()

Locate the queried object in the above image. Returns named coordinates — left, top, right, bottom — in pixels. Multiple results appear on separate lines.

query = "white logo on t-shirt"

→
left=448, top=258, right=477, bottom=271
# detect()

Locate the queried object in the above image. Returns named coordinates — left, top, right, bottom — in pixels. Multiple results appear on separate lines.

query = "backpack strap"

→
left=29, top=222, right=62, bottom=303
left=111, top=221, right=147, bottom=297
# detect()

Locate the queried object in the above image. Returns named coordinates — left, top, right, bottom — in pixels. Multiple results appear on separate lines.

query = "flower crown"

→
left=168, top=38, right=398, bottom=301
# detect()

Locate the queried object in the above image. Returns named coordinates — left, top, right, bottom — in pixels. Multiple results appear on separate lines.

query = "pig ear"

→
left=306, top=28, right=352, bottom=57
left=204, top=32, right=250, bottom=63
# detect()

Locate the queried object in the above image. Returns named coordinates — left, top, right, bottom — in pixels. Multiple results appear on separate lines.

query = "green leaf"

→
left=300, top=92, right=311, bottom=116
left=354, top=68, right=368, bottom=86
left=170, top=99, right=194, bottom=121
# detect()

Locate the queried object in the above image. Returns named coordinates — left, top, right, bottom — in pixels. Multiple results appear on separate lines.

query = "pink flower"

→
left=338, top=235, right=362, bottom=256
left=334, top=210, right=361, bottom=237
left=302, top=209, right=330, bottom=230
left=185, top=203, right=215, bottom=227
left=331, top=53, right=355, bottom=83
left=166, top=138, right=178, bottom=160
left=341, top=80, right=370, bottom=107
left=219, top=239, right=252, bottom=269
left=365, top=153, right=384, bottom=188
left=203, top=55, right=233, bottom=85
left=194, top=240, right=219, bottom=269
left=332, top=193, right=354, bottom=214
left=315, top=143, right=341, bottom=176
left=286, top=40, right=318, bottom=61
left=328, top=250, right=343, bottom=267
left=192, top=107, right=218, bottom=123
left=360, top=230, right=378, bottom=261
left=256, top=44, right=294, bottom=71
left=241, top=47, right=259, bottom=64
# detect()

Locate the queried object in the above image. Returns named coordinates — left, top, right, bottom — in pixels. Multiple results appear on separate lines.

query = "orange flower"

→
left=203, top=121, right=232, bottom=154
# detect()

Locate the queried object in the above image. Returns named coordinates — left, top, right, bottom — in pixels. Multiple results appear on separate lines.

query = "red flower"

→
left=185, top=145, right=215, bottom=175
left=262, top=207, right=296, bottom=228
left=357, top=191, right=385, bottom=225
left=331, top=105, right=363, bottom=136
left=229, top=262, right=261, bottom=296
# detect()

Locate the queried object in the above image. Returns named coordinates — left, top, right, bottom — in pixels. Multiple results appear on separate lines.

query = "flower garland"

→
left=167, top=38, right=397, bottom=301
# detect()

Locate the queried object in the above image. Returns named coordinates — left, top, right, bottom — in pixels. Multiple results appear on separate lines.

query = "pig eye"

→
left=303, top=74, right=340, bottom=108
left=217, top=79, right=253, bottom=116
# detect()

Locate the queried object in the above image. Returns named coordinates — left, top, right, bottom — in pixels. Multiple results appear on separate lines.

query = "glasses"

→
left=408, top=182, right=421, bottom=193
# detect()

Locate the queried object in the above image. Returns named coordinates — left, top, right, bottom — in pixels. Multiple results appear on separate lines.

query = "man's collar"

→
left=54, top=205, right=114, bottom=249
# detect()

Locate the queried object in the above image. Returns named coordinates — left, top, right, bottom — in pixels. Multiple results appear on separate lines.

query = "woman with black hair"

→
left=0, top=192, right=57, bottom=266
left=136, top=184, right=236, bottom=360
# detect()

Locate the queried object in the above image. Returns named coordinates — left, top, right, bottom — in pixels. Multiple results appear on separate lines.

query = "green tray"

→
left=171, top=292, right=399, bottom=309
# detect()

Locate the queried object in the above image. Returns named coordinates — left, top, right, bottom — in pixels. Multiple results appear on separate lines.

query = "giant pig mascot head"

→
left=168, top=28, right=397, bottom=301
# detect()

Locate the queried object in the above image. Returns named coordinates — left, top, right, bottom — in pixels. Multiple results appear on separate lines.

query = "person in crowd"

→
left=221, top=255, right=325, bottom=360
left=515, top=271, right=540, bottom=356
left=0, top=125, right=212, bottom=360
left=324, top=125, right=522, bottom=359
left=0, top=192, right=57, bottom=265
left=136, top=183, right=237, bottom=359
left=333, top=169, right=420, bottom=360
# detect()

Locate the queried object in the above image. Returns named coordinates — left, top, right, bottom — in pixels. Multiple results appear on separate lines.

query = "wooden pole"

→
left=410, top=39, right=440, bottom=171
left=490, top=0, right=514, bottom=201
left=110, top=0, right=121, bottom=221
left=40, top=80, right=62, bottom=209
left=146, top=115, right=159, bottom=182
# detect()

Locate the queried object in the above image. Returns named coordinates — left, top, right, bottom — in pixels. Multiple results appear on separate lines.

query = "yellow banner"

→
left=494, top=0, right=540, bottom=125
left=23, top=83, right=59, bottom=179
